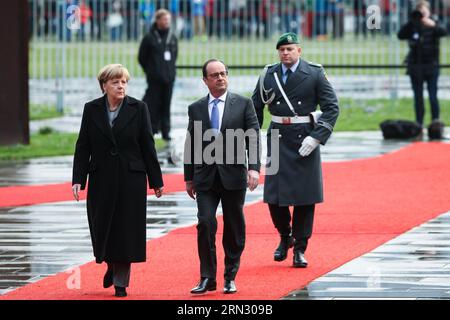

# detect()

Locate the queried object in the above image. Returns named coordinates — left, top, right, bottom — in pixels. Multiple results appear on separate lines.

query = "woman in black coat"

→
left=72, top=64, right=164, bottom=297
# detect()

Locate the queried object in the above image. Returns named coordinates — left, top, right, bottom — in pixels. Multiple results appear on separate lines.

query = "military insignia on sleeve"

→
left=322, top=69, right=329, bottom=81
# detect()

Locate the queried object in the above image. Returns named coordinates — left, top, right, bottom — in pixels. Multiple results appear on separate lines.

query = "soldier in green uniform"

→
left=252, top=32, right=339, bottom=268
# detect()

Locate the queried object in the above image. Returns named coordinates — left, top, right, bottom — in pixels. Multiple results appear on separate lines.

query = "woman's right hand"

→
left=72, top=184, right=81, bottom=201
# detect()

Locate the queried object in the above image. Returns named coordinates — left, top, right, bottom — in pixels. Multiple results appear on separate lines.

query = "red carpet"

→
left=1, top=142, right=450, bottom=300
left=0, top=173, right=187, bottom=208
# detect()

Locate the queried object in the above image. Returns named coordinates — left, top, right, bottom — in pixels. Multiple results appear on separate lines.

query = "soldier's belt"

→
left=271, top=115, right=311, bottom=124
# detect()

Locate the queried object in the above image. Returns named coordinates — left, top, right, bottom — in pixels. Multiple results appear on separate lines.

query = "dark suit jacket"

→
left=184, top=92, right=261, bottom=191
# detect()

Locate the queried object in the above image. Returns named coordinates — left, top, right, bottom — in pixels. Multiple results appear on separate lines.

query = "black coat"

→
left=184, top=92, right=261, bottom=191
left=138, top=24, right=178, bottom=84
left=252, top=59, right=339, bottom=206
left=397, top=19, right=446, bottom=67
left=72, top=95, right=163, bottom=263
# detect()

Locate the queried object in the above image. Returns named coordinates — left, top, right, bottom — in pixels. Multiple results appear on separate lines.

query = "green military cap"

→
left=276, top=32, right=299, bottom=49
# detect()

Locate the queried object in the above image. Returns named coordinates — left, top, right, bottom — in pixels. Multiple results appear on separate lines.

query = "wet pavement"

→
left=2, top=128, right=449, bottom=297
left=0, top=128, right=419, bottom=187
left=285, top=210, right=450, bottom=300
left=2, top=76, right=450, bottom=298
left=0, top=188, right=262, bottom=295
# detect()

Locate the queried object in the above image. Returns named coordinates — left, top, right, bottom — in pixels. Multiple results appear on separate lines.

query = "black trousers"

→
left=106, top=262, right=131, bottom=288
left=195, top=173, right=246, bottom=281
left=268, top=204, right=315, bottom=253
left=142, top=81, right=174, bottom=140
left=409, top=65, right=440, bottom=126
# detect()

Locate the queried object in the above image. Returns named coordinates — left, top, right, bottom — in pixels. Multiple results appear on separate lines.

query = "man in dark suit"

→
left=252, top=33, right=339, bottom=268
left=184, top=59, right=261, bottom=294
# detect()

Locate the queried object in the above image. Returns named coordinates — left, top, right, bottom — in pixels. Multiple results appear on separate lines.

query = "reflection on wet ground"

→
left=285, top=211, right=450, bottom=300
left=0, top=188, right=262, bottom=295
left=5, top=74, right=447, bottom=298
left=0, top=129, right=421, bottom=186
left=0, top=128, right=449, bottom=297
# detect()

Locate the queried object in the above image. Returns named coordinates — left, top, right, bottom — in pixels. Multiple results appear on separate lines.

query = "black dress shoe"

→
left=103, top=266, right=113, bottom=288
left=114, top=286, right=127, bottom=297
left=274, top=236, right=294, bottom=262
left=293, top=251, right=308, bottom=268
left=190, top=278, right=217, bottom=294
left=223, top=280, right=237, bottom=294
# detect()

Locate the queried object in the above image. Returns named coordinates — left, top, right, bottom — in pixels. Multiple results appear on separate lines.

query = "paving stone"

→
left=284, top=211, right=450, bottom=300
left=1, top=114, right=449, bottom=298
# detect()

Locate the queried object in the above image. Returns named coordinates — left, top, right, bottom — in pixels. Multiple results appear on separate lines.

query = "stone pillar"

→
left=0, top=0, right=29, bottom=145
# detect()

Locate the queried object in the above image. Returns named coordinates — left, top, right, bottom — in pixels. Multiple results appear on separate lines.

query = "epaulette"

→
left=265, top=63, right=278, bottom=70
left=307, top=61, right=323, bottom=68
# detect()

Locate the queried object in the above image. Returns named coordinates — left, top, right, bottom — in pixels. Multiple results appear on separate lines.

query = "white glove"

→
left=310, top=110, right=323, bottom=124
left=299, top=136, right=320, bottom=157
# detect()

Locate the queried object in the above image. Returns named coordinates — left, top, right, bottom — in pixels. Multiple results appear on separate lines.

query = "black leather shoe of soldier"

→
left=190, top=278, right=217, bottom=294
left=293, top=251, right=308, bottom=268
left=274, top=236, right=294, bottom=262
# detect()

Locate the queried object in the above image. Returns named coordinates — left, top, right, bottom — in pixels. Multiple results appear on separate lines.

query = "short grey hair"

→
left=97, top=64, right=130, bottom=93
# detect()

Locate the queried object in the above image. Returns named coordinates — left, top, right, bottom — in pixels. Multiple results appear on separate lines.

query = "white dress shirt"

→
left=208, top=91, right=227, bottom=131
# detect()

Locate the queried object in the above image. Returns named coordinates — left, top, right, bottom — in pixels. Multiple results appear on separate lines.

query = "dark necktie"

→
left=284, top=68, right=292, bottom=84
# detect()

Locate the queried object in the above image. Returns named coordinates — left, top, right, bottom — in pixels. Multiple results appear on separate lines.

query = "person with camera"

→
left=397, top=1, right=447, bottom=134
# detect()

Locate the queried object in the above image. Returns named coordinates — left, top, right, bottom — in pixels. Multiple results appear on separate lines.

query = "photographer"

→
left=397, top=1, right=446, bottom=128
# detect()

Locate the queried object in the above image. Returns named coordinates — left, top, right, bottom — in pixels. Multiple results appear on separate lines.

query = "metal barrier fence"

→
left=28, top=0, right=450, bottom=111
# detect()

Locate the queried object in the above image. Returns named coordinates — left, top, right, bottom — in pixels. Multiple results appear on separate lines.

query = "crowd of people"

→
left=29, top=0, right=450, bottom=42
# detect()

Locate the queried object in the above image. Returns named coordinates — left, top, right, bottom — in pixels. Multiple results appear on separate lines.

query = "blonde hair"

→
left=97, top=64, right=130, bottom=93
left=415, top=0, right=430, bottom=10
left=155, top=8, right=171, bottom=21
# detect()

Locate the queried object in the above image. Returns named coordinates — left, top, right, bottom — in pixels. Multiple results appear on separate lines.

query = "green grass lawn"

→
left=29, top=36, right=450, bottom=78
left=261, top=98, right=450, bottom=131
left=0, top=132, right=78, bottom=160
left=0, top=132, right=167, bottom=160
left=30, top=104, right=62, bottom=120
left=3, top=97, right=448, bottom=160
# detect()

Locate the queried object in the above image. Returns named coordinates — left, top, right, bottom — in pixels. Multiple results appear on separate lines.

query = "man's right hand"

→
left=422, top=17, right=436, bottom=27
left=186, top=181, right=196, bottom=200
